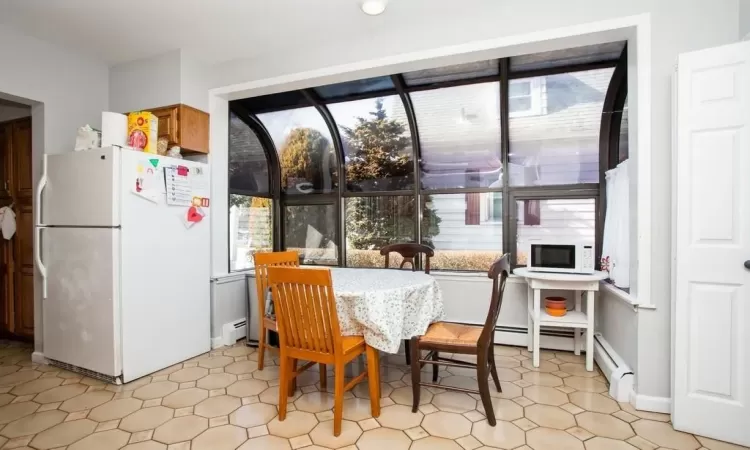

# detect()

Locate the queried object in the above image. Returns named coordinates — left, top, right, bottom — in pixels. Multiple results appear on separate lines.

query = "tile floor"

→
left=0, top=340, right=745, bottom=450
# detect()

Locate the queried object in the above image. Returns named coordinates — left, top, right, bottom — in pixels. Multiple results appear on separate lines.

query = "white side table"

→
left=513, top=268, right=608, bottom=372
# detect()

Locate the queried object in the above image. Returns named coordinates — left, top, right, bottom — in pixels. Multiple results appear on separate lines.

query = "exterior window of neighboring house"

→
left=228, top=44, right=624, bottom=272
left=509, top=78, right=544, bottom=117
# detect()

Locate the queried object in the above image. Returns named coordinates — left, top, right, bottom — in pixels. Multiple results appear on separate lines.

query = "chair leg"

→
left=431, top=351, right=439, bottom=383
left=333, top=362, right=345, bottom=437
left=409, top=337, right=421, bottom=413
left=404, top=340, right=411, bottom=365
left=258, top=326, right=266, bottom=371
left=319, top=364, right=327, bottom=392
left=289, top=359, right=297, bottom=396
left=488, top=349, right=502, bottom=392
left=278, top=355, right=289, bottom=421
left=365, top=346, right=381, bottom=418
left=477, top=351, right=496, bottom=426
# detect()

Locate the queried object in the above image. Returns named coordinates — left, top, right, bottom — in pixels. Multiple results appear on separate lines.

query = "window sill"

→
left=599, top=281, right=654, bottom=310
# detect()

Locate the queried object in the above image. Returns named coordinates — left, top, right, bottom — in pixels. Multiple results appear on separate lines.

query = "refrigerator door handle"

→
left=35, top=227, right=47, bottom=299
left=36, top=155, right=48, bottom=227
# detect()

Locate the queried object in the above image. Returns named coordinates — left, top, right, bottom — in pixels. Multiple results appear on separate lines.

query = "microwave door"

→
left=530, top=244, right=577, bottom=272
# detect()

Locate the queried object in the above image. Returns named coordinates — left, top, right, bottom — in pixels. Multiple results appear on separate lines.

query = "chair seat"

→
left=419, top=322, right=482, bottom=347
left=342, top=336, right=366, bottom=354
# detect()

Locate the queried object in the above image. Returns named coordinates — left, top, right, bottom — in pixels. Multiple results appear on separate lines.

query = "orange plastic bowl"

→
left=545, top=306, right=567, bottom=317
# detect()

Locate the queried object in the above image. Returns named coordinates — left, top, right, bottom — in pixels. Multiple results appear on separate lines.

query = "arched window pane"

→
left=509, top=68, right=614, bottom=186
left=228, top=112, right=270, bottom=195
left=411, top=83, right=502, bottom=190
left=328, top=96, right=414, bottom=192
left=285, top=204, right=338, bottom=265
left=257, top=107, right=338, bottom=195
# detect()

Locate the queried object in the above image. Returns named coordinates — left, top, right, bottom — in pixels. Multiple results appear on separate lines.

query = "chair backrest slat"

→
left=253, top=251, right=300, bottom=320
left=268, top=267, right=342, bottom=357
left=480, top=254, right=511, bottom=346
left=380, top=243, right=435, bottom=274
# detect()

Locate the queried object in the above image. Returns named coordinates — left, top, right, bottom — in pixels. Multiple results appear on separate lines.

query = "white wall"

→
left=109, top=50, right=181, bottom=113
left=597, top=289, right=638, bottom=372
left=741, top=1, right=750, bottom=39
left=206, top=0, right=740, bottom=402
left=0, top=25, right=109, bottom=354
left=0, top=103, right=31, bottom=122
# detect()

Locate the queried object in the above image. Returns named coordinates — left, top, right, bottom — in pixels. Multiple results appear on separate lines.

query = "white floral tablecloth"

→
left=330, top=268, right=445, bottom=354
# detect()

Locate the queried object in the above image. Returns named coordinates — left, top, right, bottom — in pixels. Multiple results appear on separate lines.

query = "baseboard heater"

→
left=593, top=332, right=634, bottom=402
left=220, top=318, right=248, bottom=348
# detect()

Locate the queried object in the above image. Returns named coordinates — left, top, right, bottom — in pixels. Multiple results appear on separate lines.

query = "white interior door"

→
left=673, top=40, right=750, bottom=446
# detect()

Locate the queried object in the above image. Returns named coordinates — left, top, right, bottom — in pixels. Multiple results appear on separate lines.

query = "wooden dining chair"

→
left=380, top=243, right=435, bottom=274
left=253, top=251, right=300, bottom=371
left=268, top=266, right=381, bottom=436
left=408, top=254, right=510, bottom=426
left=380, top=242, right=436, bottom=365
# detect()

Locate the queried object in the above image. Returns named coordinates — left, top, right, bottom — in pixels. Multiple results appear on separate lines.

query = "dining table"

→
left=326, top=267, right=445, bottom=354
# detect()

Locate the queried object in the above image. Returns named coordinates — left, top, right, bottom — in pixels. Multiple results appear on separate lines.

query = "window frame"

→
left=228, top=48, right=627, bottom=272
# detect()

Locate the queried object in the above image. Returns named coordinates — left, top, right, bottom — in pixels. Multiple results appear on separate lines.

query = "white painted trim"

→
left=744, top=32, right=750, bottom=42
left=630, top=391, right=672, bottom=414
left=211, top=336, right=225, bottom=350
left=593, top=333, right=634, bottom=402
left=599, top=281, right=642, bottom=309
left=31, top=351, right=47, bottom=365
left=494, top=330, right=576, bottom=352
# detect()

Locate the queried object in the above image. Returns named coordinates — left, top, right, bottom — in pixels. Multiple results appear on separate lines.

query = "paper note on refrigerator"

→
left=164, top=165, right=193, bottom=206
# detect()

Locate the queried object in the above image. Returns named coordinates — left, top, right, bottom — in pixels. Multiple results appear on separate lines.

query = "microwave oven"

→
left=526, top=243, right=595, bottom=274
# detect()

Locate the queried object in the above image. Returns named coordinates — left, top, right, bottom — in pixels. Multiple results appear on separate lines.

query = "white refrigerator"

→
left=35, top=146, right=211, bottom=383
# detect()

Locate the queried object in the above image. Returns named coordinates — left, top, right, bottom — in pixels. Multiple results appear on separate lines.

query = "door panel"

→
left=674, top=41, right=750, bottom=446
left=0, top=123, right=12, bottom=333
left=14, top=206, right=34, bottom=337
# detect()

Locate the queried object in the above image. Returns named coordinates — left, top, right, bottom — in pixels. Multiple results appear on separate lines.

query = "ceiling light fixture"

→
left=360, top=0, right=387, bottom=16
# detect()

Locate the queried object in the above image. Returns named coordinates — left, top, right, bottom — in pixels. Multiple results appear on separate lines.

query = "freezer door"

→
left=42, top=147, right=120, bottom=226
left=120, top=153, right=211, bottom=381
left=42, top=227, right=120, bottom=377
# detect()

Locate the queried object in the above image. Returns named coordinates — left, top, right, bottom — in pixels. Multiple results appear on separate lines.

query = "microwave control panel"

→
left=582, top=245, right=594, bottom=269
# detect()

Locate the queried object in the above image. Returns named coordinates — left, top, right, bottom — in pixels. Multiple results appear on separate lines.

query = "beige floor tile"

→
left=555, top=353, right=587, bottom=364
left=68, top=429, right=130, bottom=450
left=115, top=377, right=154, bottom=393
left=226, top=361, right=260, bottom=376
left=404, top=425, right=429, bottom=440
left=309, top=419, right=362, bottom=449
left=153, top=415, right=207, bottom=444
left=513, top=417, right=538, bottom=431
left=10, top=378, right=63, bottom=396
left=696, top=436, right=750, bottom=450
left=132, top=382, right=178, bottom=401
left=294, top=392, right=334, bottom=413
left=411, top=436, right=464, bottom=450
left=198, top=356, right=234, bottom=369
left=259, top=385, right=301, bottom=405
left=490, top=382, right=523, bottom=399
left=34, top=384, right=88, bottom=404
left=456, top=434, right=482, bottom=450
left=489, top=398, right=523, bottom=421
left=584, top=436, right=639, bottom=450
left=209, top=415, right=229, bottom=427
left=1, top=409, right=66, bottom=438
left=167, top=441, right=191, bottom=450
left=523, top=372, right=564, bottom=387
left=226, top=379, right=267, bottom=398
left=129, top=429, right=154, bottom=443
left=169, top=367, right=210, bottom=383
left=358, top=428, right=411, bottom=450
left=432, top=392, right=477, bottom=413
left=463, top=410, right=486, bottom=422
left=441, top=376, right=480, bottom=391
left=3, top=435, right=32, bottom=448
left=566, top=426, right=594, bottom=441
left=123, top=441, right=167, bottom=450
left=267, top=411, right=317, bottom=438
left=194, top=395, right=241, bottom=418
left=29, top=419, right=97, bottom=449
left=494, top=368, right=522, bottom=382
left=563, top=377, right=608, bottom=393
left=494, top=356, right=521, bottom=369
left=576, top=411, right=634, bottom=440
left=119, top=406, right=174, bottom=432
left=513, top=396, right=535, bottom=407
left=289, top=434, right=312, bottom=449
left=632, top=420, right=701, bottom=450
left=37, top=402, right=61, bottom=412
left=0, top=402, right=40, bottom=424
left=524, top=386, right=569, bottom=406
left=611, top=410, right=639, bottom=423
left=568, top=392, right=619, bottom=414
left=65, top=410, right=89, bottom=421
left=560, top=402, right=585, bottom=415
left=390, top=386, right=433, bottom=406
left=229, top=403, right=277, bottom=428
left=0, top=370, right=41, bottom=386
left=161, top=387, right=208, bottom=409
left=337, top=397, right=376, bottom=422
left=191, top=424, right=247, bottom=450
left=521, top=360, right=560, bottom=373
left=525, top=404, right=576, bottom=430
left=558, top=364, right=599, bottom=378
left=88, top=398, right=143, bottom=422
left=0, top=393, right=14, bottom=406
left=223, top=346, right=255, bottom=358
left=470, top=419, right=525, bottom=449
left=95, top=419, right=120, bottom=432
left=376, top=404, right=423, bottom=430
left=494, top=346, right=521, bottom=357
left=422, top=411, right=472, bottom=439
left=196, top=373, right=236, bottom=390
left=238, top=435, right=291, bottom=450
left=527, top=427, right=585, bottom=450
left=618, top=402, right=671, bottom=422
left=358, top=417, right=380, bottom=431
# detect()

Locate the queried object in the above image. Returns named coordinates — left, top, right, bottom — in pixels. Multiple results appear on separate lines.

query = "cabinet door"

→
left=178, top=105, right=209, bottom=154
left=150, top=106, right=178, bottom=145
left=12, top=119, right=34, bottom=338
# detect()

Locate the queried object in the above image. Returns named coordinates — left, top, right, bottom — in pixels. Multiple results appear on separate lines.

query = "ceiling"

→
left=0, top=0, right=506, bottom=66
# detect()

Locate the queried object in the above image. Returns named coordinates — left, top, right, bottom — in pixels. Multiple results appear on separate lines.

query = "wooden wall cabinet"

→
left=146, top=104, right=209, bottom=154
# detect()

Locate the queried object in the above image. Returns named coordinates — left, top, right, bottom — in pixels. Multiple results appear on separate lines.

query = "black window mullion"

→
left=500, top=58, right=512, bottom=261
